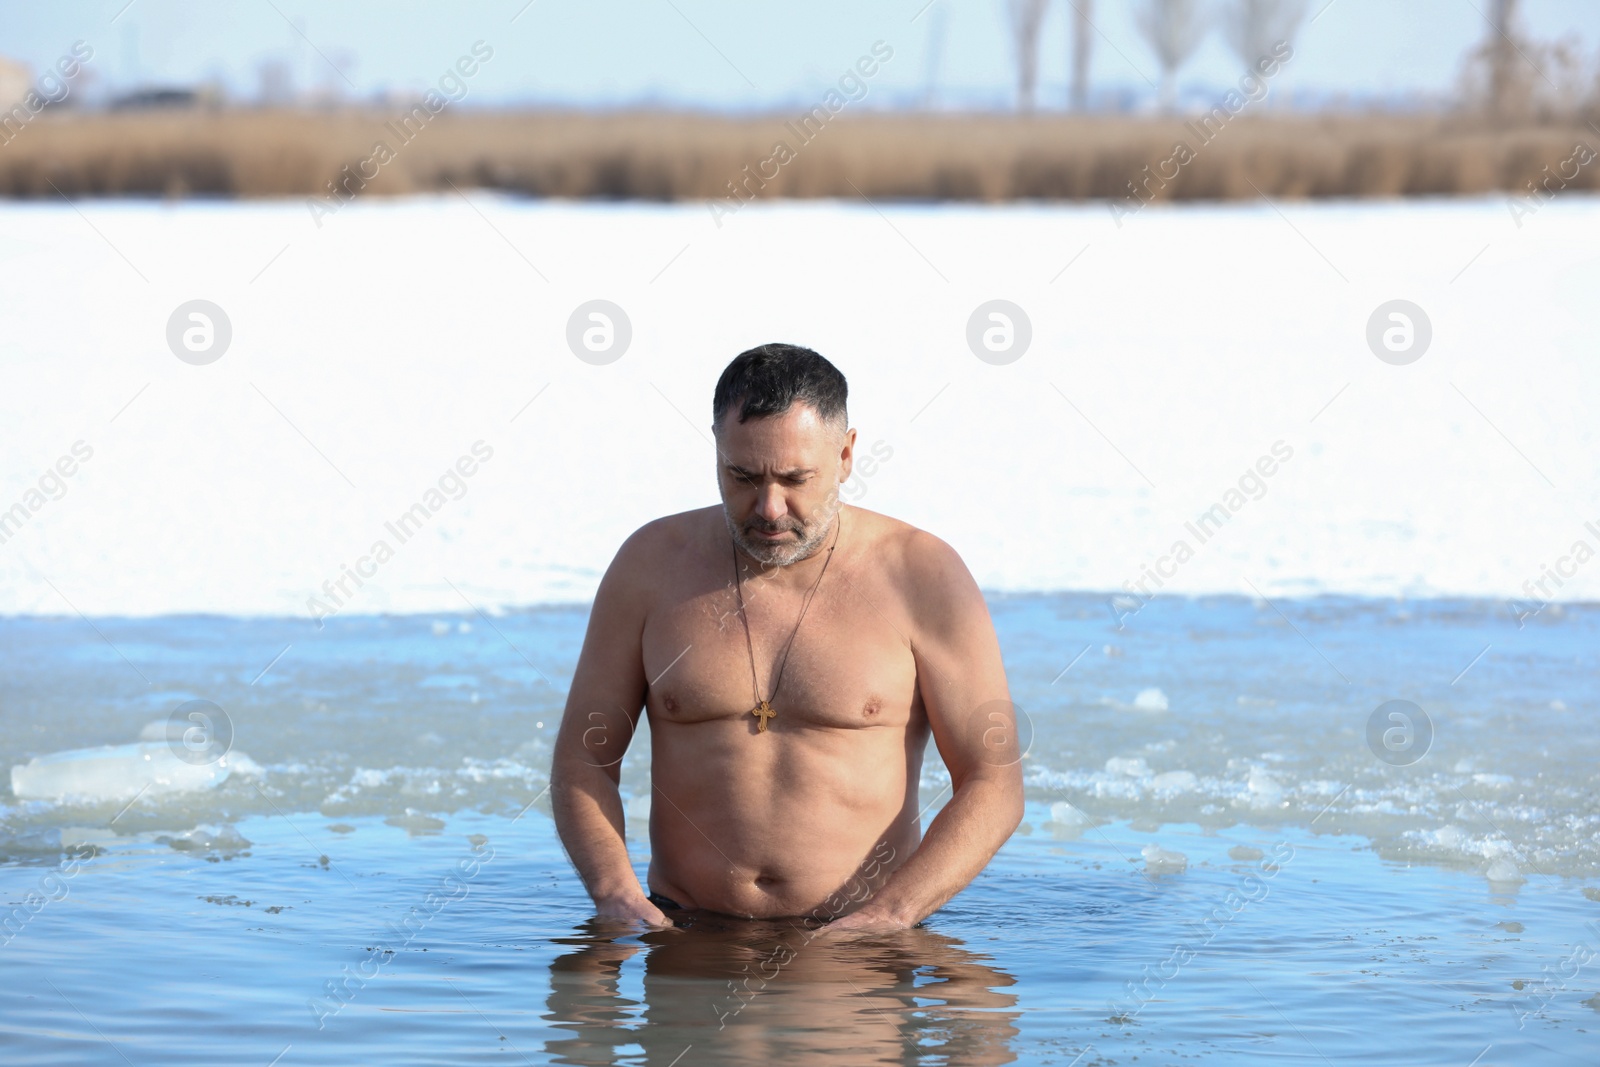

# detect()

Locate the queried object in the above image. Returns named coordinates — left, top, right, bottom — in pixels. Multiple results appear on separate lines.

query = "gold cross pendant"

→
left=750, top=700, right=775, bottom=732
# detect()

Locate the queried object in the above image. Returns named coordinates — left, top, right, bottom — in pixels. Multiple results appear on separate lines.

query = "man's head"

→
left=712, top=343, right=854, bottom=567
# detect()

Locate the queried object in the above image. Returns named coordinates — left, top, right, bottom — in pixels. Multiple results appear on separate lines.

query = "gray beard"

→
left=723, top=483, right=841, bottom=568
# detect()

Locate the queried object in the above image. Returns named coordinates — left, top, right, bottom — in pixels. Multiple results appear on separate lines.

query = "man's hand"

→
left=816, top=905, right=912, bottom=936
left=813, top=530, right=1022, bottom=931
left=551, top=524, right=663, bottom=923
left=594, top=892, right=675, bottom=929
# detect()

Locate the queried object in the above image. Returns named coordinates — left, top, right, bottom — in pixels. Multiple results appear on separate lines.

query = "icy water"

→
left=3, top=592, right=1597, bottom=1065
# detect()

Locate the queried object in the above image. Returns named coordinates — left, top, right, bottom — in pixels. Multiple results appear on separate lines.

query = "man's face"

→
left=715, top=402, right=854, bottom=567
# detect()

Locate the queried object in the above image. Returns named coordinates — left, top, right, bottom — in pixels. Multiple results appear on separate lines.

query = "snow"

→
left=1, top=194, right=1596, bottom=616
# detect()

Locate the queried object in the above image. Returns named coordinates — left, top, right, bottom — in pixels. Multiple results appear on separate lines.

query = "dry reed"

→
left=2, top=108, right=1597, bottom=204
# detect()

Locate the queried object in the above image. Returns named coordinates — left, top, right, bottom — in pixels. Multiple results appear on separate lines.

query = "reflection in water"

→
left=545, top=913, right=1020, bottom=1066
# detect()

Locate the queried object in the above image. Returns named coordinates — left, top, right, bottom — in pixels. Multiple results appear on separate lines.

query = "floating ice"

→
left=1049, top=801, right=1092, bottom=827
left=1485, top=858, right=1525, bottom=884
left=1151, top=770, right=1199, bottom=797
left=1142, top=844, right=1188, bottom=871
left=160, top=823, right=252, bottom=853
left=1227, top=845, right=1265, bottom=862
left=1428, top=825, right=1473, bottom=851
left=0, top=827, right=64, bottom=853
left=1105, top=756, right=1150, bottom=777
left=1243, top=768, right=1285, bottom=810
left=10, top=742, right=241, bottom=801
left=625, top=793, right=652, bottom=822
left=385, top=808, right=446, bottom=835
left=1132, top=688, right=1169, bottom=712
left=349, top=768, right=396, bottom=789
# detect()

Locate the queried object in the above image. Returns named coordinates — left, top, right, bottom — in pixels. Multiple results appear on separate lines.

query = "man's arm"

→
left=550, top=525, right=670, bottom=927
left=830, top=531, right=1023, bottom=931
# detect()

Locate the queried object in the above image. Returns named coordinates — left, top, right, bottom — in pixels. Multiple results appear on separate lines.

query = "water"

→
left=3, top=593, right=1597, bottom=1064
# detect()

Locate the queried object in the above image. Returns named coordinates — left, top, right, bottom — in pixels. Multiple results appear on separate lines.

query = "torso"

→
left=637, top=503, right=928, bottom=918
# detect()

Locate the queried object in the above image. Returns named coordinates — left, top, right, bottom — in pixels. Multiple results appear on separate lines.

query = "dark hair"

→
left=712, top=343, right=848, bottom=436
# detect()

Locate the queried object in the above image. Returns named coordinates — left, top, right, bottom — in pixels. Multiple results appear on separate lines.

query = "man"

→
left=551, top=343, right=1023, bottom=930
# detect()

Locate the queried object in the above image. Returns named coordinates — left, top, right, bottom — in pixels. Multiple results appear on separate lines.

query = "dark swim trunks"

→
left=647, top=891, right=685, bottom=911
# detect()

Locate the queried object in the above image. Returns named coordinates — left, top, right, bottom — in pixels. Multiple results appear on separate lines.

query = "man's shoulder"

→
left=847, top=507, right=980, bottom=625
left=844, top=506, right=966, bottom=582
left=844, top=505, right=940, bottom=556
left=612, top=506, right=719, bottom=570
left=598, top=508, right=717, bottom=613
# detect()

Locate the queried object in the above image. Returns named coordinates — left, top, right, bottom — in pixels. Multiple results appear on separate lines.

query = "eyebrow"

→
left=724, top=464, right=817, bottom=480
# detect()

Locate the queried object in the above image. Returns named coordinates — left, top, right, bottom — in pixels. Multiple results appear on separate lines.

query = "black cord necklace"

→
left=731, top=511, right=842, bottom=733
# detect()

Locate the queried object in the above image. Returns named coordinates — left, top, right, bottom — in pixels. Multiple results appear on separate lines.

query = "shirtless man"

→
left=551, top=343, right=1023, bottom=930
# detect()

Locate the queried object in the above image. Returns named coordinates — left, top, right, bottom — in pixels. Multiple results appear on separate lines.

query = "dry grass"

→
left=2, top=107, right=1598, bottom=203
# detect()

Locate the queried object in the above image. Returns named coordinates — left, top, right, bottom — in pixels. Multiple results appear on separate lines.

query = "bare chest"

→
left=641, top=564, right=918, bottom=731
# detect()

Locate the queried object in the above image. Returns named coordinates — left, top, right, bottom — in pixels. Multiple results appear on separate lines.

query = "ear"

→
left=839, top=426, right=857, bottom=483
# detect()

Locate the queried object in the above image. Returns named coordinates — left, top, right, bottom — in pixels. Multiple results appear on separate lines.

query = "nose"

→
left=754, top=483, right=788, bottom=526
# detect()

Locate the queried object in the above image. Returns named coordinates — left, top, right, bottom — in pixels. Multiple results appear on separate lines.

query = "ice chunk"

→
left=1142, top=844, right=1188, bottom=871
left=0, top=828, right=64, bottom=853
left=625, top=793, right=652, bottom=822
left=1245, top=768, right=1284, bottom=809
left=11, top=742, right=235, bottom=801
left=1049, top=801, right=1091, bottom=826
left=1428, top=824, right=1472, bottom=851
left=1047, top=801, right=1093, bottom=838
left=161, top=823, right=252, bottom=853
left=1132, top=688, right=1169, bottom=712
left=1105, top=756, right=1150, bottom=777
left=1152, top=770, right=1198, bottom=796
left=385, top=809, right=445, bottom=835
left=1228, top=845, right=1265, bottom=862
left=225, top=752, right=263, bottom=778
left=1485, top=858, right=1525, bottom=884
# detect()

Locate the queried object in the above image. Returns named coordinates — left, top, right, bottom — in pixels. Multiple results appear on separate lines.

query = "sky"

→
left=1, top=0, right=1598, bottom=111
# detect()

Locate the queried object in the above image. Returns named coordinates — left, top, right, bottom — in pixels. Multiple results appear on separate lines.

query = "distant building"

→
left=0, top=56, right=33, bottom=108
left=257, top=59, right=295, bottom=106
left=109, top=87, right=192, bottom=110
left=109, top=86, right=216, bottom=110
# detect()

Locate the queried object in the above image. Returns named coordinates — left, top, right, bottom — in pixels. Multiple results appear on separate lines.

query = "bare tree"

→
left=1223, top=0, right=1305, bottom=83
left=1068, top=0, right=1094, bottom=110
left=921, top=4, right=948, bottom=109
left=1134, top=0, right=1210, bottom=111
left=1459, top=0, right=1588, bottom=121
left=1007, top=0, right=1050, bottom=112
left=1487, top=0, right=1521, bottom=118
